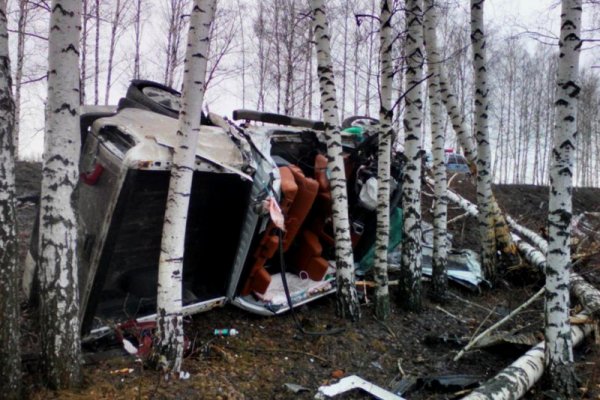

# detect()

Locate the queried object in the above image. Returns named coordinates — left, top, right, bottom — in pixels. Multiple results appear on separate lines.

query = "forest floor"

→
left=15, top=162, right=600, bottom=400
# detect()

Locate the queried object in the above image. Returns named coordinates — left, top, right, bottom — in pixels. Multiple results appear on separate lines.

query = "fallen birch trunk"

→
left=506, top=215, right=548, bottom=254
left=512, top=235, right=600, bottom=318
left=430, top=178, right=479, bottom=217
left=462, top=314, right=593, bottom=400
left=441, top=184, right=600, bottom=399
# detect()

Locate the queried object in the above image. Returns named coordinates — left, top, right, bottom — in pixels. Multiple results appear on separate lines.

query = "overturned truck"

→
left=23, top=80, right=404, bottom=336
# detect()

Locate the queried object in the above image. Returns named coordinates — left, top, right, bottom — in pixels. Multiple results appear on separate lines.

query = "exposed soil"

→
left=15, top=165, right=600, bottom=399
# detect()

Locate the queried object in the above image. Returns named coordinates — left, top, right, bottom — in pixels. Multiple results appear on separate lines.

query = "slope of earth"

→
left=16, top=164, right=600, bottom=399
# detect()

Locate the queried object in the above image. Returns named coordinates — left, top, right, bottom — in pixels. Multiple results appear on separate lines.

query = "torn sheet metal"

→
left=422, top=247, right=488, bottom=290
left=315, top=375, right=406, bottom=400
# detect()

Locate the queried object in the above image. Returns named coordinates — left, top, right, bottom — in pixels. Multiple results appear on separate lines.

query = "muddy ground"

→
left=15, top=163, right=600, bottom=399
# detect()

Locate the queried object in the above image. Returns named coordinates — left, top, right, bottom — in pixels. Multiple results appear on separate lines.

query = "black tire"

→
left=341, top=115, right=379, bottom=129
left=125, top=80, right=181, bottom=119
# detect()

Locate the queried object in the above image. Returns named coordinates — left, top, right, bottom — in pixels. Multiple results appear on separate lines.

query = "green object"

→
left=356, top=207, right=403, bottom=274
left=342, top=126, right=365, bottom=142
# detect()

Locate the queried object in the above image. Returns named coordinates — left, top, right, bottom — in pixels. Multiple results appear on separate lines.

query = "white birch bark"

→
left=470, top=0, right=497, bottom=281
left=462, top=317, right=592, bottom=400
left=437, top=66, right=477, bottom=170
left=94, top=0, right=100, bottom=105
left=13, top=0, right=27, bottom=159
left=0, top=1, right=21, bottom=396
left=506, top=215, right=548, bottom=254
left=156, top=0, right=216, bottom=374
left=310, top=0, right=360, bottom=321
left=437, top=18, right=517, bottom=262
left=81, top=0, right=88, bottom=104
left=374, top=0, right=393, bottom=320
left=423, top=0, right=448, bottom=301
left=39, top=0, right=82, bottom=388
left=545, top=1, right=582, bottom=391
left=513, top=235, right=600, bottom=318
left=399, top=0, right=424, bottom=311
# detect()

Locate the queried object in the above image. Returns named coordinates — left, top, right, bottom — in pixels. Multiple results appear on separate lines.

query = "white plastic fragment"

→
left=179, top=371, right=190, bottom=380
left=122, top=338, right=138, bottom=355
left=315, top=375, right=405, bottom=400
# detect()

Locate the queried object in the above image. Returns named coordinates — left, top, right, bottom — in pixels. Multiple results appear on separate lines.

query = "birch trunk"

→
left=94, top=0, right=100, bottom=105
left=310, top=0, right=360, bottom=321
left=423, top=0, right=448, bottom=301
left=14, top=0, right=27, bottom=159
left=81, top=0, right=88, bottom=104
left=0, top=2, right=21, bottom=396
left=399, top=0, right=424, bottom=312
left=373, top=0, right=392, bottom=320
left=545, top=0, right=582, bottom=393
left=513, top=234, right=600, bottom=317
left=39, top=0, right=83, bottom=389
left=437, top=39, right=517, bottom=263
left=462, top=316, right=592, bottom=400
left=156, top=0, right=216, bottom=374
left=133, top=0, right=142, bottom=79
left=470, top=0, right=497, bottom=282
left=104, top=0, right=123, bottom=105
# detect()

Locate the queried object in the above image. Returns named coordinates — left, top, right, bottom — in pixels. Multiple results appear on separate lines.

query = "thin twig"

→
left=453, top=287, right=545, bottom=362
left=469, top=306, right=496, bottom=341
left=436, top=305, right=467, bottom=324
left=447, top=212, right=469, bottom=225
left=448, top=292, right=503, bottom=316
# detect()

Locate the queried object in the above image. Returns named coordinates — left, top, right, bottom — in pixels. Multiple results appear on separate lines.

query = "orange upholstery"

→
left=282, top=166, right=319, bottom=251
left=242, top=167, right=298, bottom=295
left=294, top=230, right=329, bottom=281
left=242, top=165, right=321, bottom=296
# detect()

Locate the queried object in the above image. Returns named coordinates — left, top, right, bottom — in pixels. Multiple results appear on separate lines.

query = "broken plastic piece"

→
left=315, top=375, right=406, bottom=399
left=214, top=328, right=239, bottom=336
left=284, top=383, right=309, bottom=393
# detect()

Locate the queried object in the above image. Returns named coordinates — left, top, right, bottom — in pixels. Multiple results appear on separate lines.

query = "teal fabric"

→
left=356, top=207, right=403, bottom=274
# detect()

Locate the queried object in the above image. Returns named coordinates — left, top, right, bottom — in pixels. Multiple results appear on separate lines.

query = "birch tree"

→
left=156, top=0, right=216, bottom=374
left=423, top=0, right=448, bottom=301
left=373, top=0, right=393, bottom=320
left=310, top=0, right=360, bottom=321
left=104, top=0, right=130, bottom=105
left=13, top=0, right=28, bottom=157
left=544, top=0, right=582, bottom=394
left=94, top=0, right=100, bottom=105
left=163, top=0, right=190, bottom=88
left=0, top=1, right=21, bottom=397
left=470, top=0, right=497, bottom=281
left=399, top=0, right=424, bottom=312
left=38, top=0, right=82, bottom=389
left=133, top=0, right=142, bottom=79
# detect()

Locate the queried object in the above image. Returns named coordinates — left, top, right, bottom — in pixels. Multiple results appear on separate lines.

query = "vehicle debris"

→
left=213, top=328, right=239, bottom=337
left=315, top=375, right=405, bottom=399
left=284, top=383, right=310, bottom=394
left=22, top=81, right=407, bottom=335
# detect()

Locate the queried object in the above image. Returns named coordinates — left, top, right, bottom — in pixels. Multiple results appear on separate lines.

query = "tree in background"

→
left=423, top=0, right=448, bottom=301
left=544, top=0, right=582, bottom=394
left=310, top=0, right=360, bottom=321
left=156, top=0, right=216, bottom=374
left=163, top=0, right=190, bottom=89
left=38, top=0, right=82, bottom=388
left=0, top=1, right=21, bottom=397
left=399, top=0, right=424, bottom=312
left=373, top=0, right=393, bottom=320
left=104, top=0, right=131, bottom=105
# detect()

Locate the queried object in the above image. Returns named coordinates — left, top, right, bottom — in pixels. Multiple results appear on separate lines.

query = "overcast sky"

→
left=17, top=0, right=589, bottom=160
